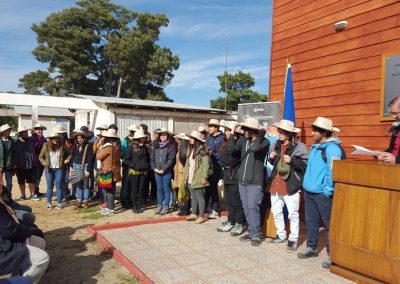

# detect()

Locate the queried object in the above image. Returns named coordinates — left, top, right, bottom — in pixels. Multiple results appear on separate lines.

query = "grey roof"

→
left=70, top=94, right=226, bottom=113
left=14, top=106, right=73, bottom=117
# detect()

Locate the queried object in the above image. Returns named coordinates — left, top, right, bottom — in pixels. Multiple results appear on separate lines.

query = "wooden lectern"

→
left=331, top=160, right=400, bottom=283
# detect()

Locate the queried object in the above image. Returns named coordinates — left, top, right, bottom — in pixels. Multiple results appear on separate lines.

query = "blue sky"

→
left=0, top=0, right=272, bottom=107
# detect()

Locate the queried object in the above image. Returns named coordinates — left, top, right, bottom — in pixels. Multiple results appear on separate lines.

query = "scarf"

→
left=159, top=140, right=170, bottom=148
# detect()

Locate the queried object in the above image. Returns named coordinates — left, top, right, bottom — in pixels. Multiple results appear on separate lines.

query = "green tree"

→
left=19, top=0, right=179, bottom=101
left=210, top=71, right=267, bottom=111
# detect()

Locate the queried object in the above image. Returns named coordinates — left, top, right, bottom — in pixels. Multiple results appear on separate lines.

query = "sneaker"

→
left=154, top=205, right=162, bottom=215
left=19, top=195, right=26, bottom=201
left=159, top=206, right=169, bottom=215
left=47, top=203, right=53, bottom=211
left=186, top=214, right=197, bottom=221
left=56, top=204, right=62, bottom=210
left=217, top=222, right=234, bottom=232
left=100, top=208, right=111, bottom=215
left=251, top=237, right=262, bottom=246
left=195, top=217, right=205, bottom=224
left=322, top=255, right=332, bottom=269
left=239, top=234, right=251, bottom=242
left=230, top=223, right=245, bottom=236
left=268, top=236, right=287, bottom=244
left=31, top=194, right=41, bottom=201
left=208, top=210, right=219, bottom=219
left=297, top=247, right=319, bottom=259
left=108, top=209, right=115, bottom=215
left=287, top=241, right=297, bottom=251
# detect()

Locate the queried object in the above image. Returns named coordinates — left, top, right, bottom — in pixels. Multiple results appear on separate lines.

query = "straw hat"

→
left=206, top=119, right=220, bottom=126
left=188, top=130, right=205, bottom=142
left=71, top=131, right=89, bottom=139
left=32, top=123, right=47, bottom=130
left=240, top=117, right=261, bottom=130
left=47, top=132, right=60, bottom=139
left=197, top=126, right=207, bottom=133
left=131, top=130, right=147, bottom=140
left=54, top=124, right=67, bottom=134
left=273, top=119, right=301, bottom=133
left=223, top=121, right=237, bottom=131
left=156, top=128, right=172, bottom=135
left=96, top=124, right=109, bottom=130
left=102, top=128, right=118, bottom=138
left=127, top=124, right=142, bottom=132
left=311, top=117, right=340, bottom=132
left=0, top=124, right=11, bottom=134
left=17, top=126, right=30, bottom=133
left=173, top=133, right=190, bottom=141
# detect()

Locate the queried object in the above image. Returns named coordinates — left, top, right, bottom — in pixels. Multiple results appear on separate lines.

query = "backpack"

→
left=321, top=144, right=346, bottom=164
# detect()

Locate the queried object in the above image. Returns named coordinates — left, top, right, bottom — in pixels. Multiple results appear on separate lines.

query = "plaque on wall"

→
left=381, top=53, right=400, bottom=120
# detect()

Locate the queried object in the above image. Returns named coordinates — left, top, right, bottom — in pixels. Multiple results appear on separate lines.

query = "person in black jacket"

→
left=267, top=120, right=308, bottom=251
left=217, top=121, right=246, bottom=236
left=232, top=117, right=270, bottom=246
left=70, top=131, right=93, bottom=209
left=0, top=185, right=49, bottom=283
left=125, top=131, right=150, bottom=213
left=151, top=128, right=176, bottom=215
left=0, top=124, right=14, bottom=193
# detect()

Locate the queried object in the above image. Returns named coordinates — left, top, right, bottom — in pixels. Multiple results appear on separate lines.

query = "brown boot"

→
left=75, top=201, right=82, bottom=209
left=83, top=201, right=89, bottom=208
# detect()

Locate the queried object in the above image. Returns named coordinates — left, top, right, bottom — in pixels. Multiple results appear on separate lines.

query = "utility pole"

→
left=224, top=40, right=228, bottom=110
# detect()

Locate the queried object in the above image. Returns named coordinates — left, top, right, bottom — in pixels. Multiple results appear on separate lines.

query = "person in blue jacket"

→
left=297, top=117, right=344, bottom=269
left=205, top=119, right=225, bottom=219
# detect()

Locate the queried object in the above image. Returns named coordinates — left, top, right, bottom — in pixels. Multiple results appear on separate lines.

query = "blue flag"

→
left=283, top=63, right=296, bottom=124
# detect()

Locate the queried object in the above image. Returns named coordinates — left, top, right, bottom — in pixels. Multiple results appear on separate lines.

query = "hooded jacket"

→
left=303, top=137, right=344, bottom=197
left=96, top=142, right=122, bottom=182
left=150, top=140, right=177, bottom=173
left=221, top=137, right=241, bottom=185
left=268, top=140, right=308, bottom=195
left=232, top=135, right=270, bottom=187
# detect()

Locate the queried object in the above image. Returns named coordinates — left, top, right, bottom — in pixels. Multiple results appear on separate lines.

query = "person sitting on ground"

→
left=39, top=132, right=71, bottom=211
left=180, top=130, right=212, bottom=224
left=11, top=127, right=40, bottom=201
left=267, top=120, right=308, bottom=251
left=217, top=121, right=246, bottom=236
left=151, top=128, right=176, bottom=215
left=70, top=130, right=93, bottom=209
left=96, top=129, right=121, bottom=215
left=124, top=130, right=150, bottom=214
left=0, top=185, right=49, bottom=284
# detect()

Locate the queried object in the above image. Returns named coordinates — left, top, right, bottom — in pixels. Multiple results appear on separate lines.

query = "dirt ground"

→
left=10, top=176, right=173, bottom=284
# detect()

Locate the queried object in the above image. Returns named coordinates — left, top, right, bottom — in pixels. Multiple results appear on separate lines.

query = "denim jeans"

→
left=304, top=191, right=333, bottom=253
left=45, top=168, right=64, bottom=204
left=72, top=163, right=89, bottom=201
left=155, top=172, right=172, bottom=207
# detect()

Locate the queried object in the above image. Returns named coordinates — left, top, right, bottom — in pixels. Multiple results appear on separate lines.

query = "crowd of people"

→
left=2, top=95, right=399, bottom=283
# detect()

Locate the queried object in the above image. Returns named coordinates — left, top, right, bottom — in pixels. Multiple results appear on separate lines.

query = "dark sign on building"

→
left=237, top=101, right=281, bottom=128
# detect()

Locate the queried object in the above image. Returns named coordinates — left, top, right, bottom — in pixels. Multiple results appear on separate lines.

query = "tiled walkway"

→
left=97, top=217, right=352, bottom=283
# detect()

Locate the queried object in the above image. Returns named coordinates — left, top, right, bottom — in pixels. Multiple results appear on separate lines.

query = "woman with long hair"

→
left=70, top=130, right=93, bottom=209
left=96, top=129, right=122, bottom=215
left=180, top=130, right=212, bottom=224
left=151, top=128, right=176, bottom=215
left=124, top=130, right=150, bottom=214
left=39, top=132, right=71, bottom=210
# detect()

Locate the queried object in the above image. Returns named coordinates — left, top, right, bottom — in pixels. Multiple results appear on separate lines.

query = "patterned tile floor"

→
left=98, top=218, right=353, bottom=284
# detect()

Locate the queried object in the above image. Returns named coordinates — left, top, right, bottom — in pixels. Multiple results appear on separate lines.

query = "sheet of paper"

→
left=351, top=144, right=378, bottom=156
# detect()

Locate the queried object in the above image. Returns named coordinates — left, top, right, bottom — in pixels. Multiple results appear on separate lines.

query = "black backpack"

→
left=321, top=144, right=346, bottom=164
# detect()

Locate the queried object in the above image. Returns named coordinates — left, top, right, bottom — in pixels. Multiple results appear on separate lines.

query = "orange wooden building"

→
left=268, top=0, right=399, bottom=153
